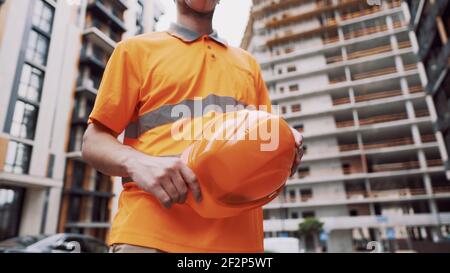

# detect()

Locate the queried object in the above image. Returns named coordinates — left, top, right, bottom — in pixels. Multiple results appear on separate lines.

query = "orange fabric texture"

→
left=88, top=27, right=273, bottom=253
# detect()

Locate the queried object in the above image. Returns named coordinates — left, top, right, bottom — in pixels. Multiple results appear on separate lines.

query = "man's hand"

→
left=290, top=127, right=304, bottom=177
left=125, top=155, right=202, bottom=208
left=82, top=123, right=202, bottom=209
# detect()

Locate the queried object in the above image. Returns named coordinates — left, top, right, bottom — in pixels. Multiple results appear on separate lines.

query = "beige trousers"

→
left=109, top=244, right=166, bottom=253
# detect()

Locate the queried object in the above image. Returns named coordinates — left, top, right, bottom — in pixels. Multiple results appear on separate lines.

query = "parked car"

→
left=0, top=233, right=109, bottom=253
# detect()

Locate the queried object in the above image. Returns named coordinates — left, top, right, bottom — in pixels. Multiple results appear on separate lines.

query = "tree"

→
left=298, top=217, right=324, bottom=236
left=298, top=218, right=324, bottom=252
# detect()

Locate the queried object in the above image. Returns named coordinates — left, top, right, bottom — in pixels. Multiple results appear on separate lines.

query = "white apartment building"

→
left=243, top=0, right=450, bottom=252
left=0, top=0, right=162, bottom=241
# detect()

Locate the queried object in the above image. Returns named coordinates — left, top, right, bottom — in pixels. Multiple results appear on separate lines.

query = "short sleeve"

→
left=88, top=42, right=141, bottom=134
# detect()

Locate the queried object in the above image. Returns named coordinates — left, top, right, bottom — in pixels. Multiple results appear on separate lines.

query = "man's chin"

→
left=184, top=0, right=217, bottom=17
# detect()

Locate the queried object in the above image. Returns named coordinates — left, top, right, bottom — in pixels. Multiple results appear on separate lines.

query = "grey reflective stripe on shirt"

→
left=124, top=94, right=248, bottom=139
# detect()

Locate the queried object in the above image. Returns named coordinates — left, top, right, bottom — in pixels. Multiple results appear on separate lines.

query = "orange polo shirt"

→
left=88, top=23, right=272, bottom=253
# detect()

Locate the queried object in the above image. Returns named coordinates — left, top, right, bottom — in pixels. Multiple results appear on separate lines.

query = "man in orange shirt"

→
left=82, top=0, right=303, bottom=253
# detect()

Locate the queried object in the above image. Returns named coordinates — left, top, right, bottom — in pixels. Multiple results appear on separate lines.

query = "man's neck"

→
left=177, top=14, right=213, bottom=35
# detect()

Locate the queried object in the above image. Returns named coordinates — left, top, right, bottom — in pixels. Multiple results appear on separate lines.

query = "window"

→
left=288, top=190, right=296, bottom=202
left=300, top=189, right=313, bottom=201
left=26, top=30, right=50, bottom=66
left=279, top=86, right=285, bottom=93
left=291, top=104, right=302, bottom=112
left=298, top=166, right=310, bottom=178
left=32, top=0, right=55, bottom=34
left=291, top=212, right=299, bottom=219
left=3, top=141, right=32, bottom=174
left=5, top=0, right=54, bottom=142
left=287, top=65, right=297, bottom=73
left=281, top=106, right=287, bottom=114
left=289, top=84, right=299, bottom=92
left=0, top=186, right=25, bottom=241
left=302, top=211, right=315, bottom=218
left=17, top=64, right=44, bottom=103
left=10, top=100, right=39, bottom=140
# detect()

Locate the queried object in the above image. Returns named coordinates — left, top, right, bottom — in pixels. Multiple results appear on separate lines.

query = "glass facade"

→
left=4, top=0, right=55, bottom=175
left=0, top=186, right=25, bottom=241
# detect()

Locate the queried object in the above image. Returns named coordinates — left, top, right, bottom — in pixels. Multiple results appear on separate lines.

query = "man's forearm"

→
left=82, top=123, right=138, bottom=178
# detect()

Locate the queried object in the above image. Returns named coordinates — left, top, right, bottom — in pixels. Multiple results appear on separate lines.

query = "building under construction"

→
left=243, top=0, right=450, bottom=252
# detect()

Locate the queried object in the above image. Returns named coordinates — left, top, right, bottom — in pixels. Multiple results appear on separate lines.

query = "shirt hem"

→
left=108, top=230, right=264, bottom=253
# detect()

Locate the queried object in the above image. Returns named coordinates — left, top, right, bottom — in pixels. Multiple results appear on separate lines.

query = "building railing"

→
left=337, top=134, right=436, bottom=153
left=326, top=54, right=345, bottom=64
left=409, top=85, right=424, bottom=94
left=344, top=24, right=389, bottom=40
left=335, top=109, right=430, bottom=129
left=340, top=5, right=382, bottom=21
left=371, top=159, right=443, bottom=172
left=404, top=63, right=418, bottom=71
left=332, top=96, right=351, bottom=105
left=398, top=40, right=412, bottom=49
left=339, top=143, right=359, bottom=152
left=336, top=119, right=355, bottom=128
left=329, top=76, right=347, bottom=84
left=355, top=88, right=403, bottom=102
left=433, top=186, right=450, bottom=194
left=359, top=112, right=407, bottom=126
left=347, top=44, right=392, bottom=60
left=352, top=66, right=397, bottom=80
left=326, top=39, right=411, bottom=66
left=277, top=186, right=450, bottom=205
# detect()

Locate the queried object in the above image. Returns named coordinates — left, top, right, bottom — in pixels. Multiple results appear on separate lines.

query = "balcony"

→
left=347, top=44, right=392, bottom=60
left=82, top=27, right=116, bottom=50
left=335, top=133, right=435, bottom=155
left=341, top=5, right=382, bottom=21
left=76, top=76, right=100, bottom=95
left=370, top=159, right=442, bottom=173
left=344, top=24, right=389, bottom=40
left=79, top=48, right=109, bottom=73
left=269, top=185, right=449, bottom=208
left=267, top=23, right=338, bottom=48
left=326, top=54, right=344, bottom=64
left=263, top=213, right=450, bottom=232
left=336, top=109, right=429, bottom=129
left=262, top=0, right=366, bottom=29
left=347, top=188, right=427, bottom=199
left=252, top=0, right=305, bottom=18
left=352, top=66, right=397, bottom=81
left=87, top=0, right=127, bottom=33
left=332, top=86, right=417, bottom=106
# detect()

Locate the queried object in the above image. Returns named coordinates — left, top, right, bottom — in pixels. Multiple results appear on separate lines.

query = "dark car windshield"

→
left=0, top=235, right=50, bottom=249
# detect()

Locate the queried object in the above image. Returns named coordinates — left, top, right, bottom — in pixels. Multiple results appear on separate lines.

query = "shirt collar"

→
left=167, top=23, right=228, bottom=47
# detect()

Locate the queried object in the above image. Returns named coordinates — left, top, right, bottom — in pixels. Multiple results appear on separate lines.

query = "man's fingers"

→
left=150, top=184, right=172, bottom=208
left=161, top=177, right=180, bottom=204
left=170, top=171, right=188, bottom=204
left=180, top=165, right=202, bottom=203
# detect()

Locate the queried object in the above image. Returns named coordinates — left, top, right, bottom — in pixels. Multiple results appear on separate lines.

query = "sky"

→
left=155, top=0, right=252, bottom=47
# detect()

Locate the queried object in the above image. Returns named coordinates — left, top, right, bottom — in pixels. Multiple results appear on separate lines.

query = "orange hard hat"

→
left=180, top=110, right=297, bottom=219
